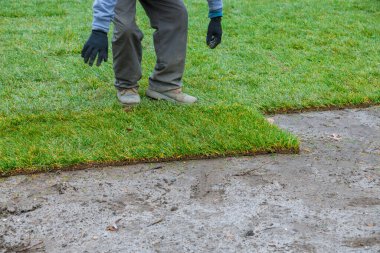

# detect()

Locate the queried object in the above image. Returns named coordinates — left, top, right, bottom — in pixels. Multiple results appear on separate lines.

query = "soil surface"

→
left=1, top=107, right=379, bottom=253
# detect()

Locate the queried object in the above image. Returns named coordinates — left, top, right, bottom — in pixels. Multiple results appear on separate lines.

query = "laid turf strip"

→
left=0, top=0, right=379, bottom=174
left=0, top=105, right=298, bottom=174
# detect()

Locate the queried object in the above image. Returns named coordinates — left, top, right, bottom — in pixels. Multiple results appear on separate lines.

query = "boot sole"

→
left=146, top=89, right=196, bottom=104
left=117, top=95, right=141, bottom=107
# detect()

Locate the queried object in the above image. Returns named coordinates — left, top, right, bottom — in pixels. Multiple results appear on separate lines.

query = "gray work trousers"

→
left=112, top=0, right=188, bottom=91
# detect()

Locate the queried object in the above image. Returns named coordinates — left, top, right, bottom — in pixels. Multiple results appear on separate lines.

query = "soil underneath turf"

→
left=1, top=107, right=379, bottom=252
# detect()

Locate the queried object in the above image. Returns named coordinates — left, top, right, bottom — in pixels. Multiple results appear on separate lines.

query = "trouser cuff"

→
left=114, top=80, right=139, bottom=90
left=148, top=78, right=182, bottom=92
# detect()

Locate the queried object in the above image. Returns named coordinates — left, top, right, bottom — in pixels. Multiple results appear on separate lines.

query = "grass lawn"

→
left=0, top=0, right=379, bottom=175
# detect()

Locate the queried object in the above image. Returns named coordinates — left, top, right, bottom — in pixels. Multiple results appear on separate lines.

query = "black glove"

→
left=206, top=17, right=222, bottom=49
left=81, top=30, right=108, bottom=67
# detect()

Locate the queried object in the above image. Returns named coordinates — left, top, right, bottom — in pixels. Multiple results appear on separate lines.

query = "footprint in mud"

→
left=344, top=234, right=380, bottom=248
left=50, top=182, right=78, bottom=195
left=273, top=242, right=316, bottom=253
left=0, top=238, right=45, bottom=253
left=190, top=171, right=226, bottom=202
left=231, top=164, right=275, bottom=188
left=347, top=197, right=380, bottom=207
left=0, top=201, right=42, bottom=218
left=95, top=192, right=154, bottom=214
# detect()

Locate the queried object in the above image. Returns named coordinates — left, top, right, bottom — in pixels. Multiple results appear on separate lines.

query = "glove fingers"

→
left=214, top=35, right=222, bottom=46
left=206, top=33, right=212, bottom=45
left=96, top=51, right=106, bottom=66
left=88, top=49, right=99, bottom=66
left=83, top=47, right=94, bottom=63
left=81, top=44, right=89, bottom=58
left=208, top=35, right=221, bottom=49
left=104, top=51, right=108, bottom=62
left=208, top=37, right=217, bottom=49
left=101, top=51, right=108, bottom=63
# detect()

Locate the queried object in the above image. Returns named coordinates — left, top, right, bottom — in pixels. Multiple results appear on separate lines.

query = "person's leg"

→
left=112, top=0, right=144, bottom=90
left=139, top=0, right=188, bottom=92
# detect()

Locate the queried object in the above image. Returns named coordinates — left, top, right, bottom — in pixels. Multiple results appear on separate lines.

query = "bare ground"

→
left=1, top=107, right=379, bottom=253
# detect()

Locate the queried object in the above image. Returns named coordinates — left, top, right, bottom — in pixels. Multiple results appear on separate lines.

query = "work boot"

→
left=116, top=88, right=141, bottom=106
left=146, top=88, right=197, bottom=104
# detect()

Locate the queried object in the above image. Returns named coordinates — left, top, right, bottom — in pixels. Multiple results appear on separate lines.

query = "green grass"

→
left=0, top=0, right=379, bottom=175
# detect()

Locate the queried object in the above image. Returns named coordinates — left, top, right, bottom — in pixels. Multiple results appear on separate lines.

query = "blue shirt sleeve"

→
left=92, top=0, right=117, bottom=33
left=207, top=0, right=223, bottom=18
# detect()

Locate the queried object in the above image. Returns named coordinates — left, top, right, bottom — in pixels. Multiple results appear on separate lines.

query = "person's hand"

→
left=206, top=17, right=222, bottom=49
left=81, top=30, right=108, bottom=66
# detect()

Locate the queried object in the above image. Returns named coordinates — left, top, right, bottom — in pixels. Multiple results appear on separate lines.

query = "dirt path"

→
left=1, top=107, right=379, bottom=253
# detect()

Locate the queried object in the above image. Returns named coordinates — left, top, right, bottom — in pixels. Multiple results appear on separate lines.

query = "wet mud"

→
left=1, top=107, right=379, bottom=252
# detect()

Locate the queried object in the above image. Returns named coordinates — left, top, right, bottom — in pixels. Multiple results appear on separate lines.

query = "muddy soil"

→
left=1, top=107, right=379, bottom=253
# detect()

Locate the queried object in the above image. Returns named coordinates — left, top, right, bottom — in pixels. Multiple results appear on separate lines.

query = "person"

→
left=81, top=0, right=223, bottom=106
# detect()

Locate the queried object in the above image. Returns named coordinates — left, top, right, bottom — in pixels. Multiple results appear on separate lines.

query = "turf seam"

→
left=0, top=147, right=299, bottom=178
left=262, top=102, right=380, bottom=115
